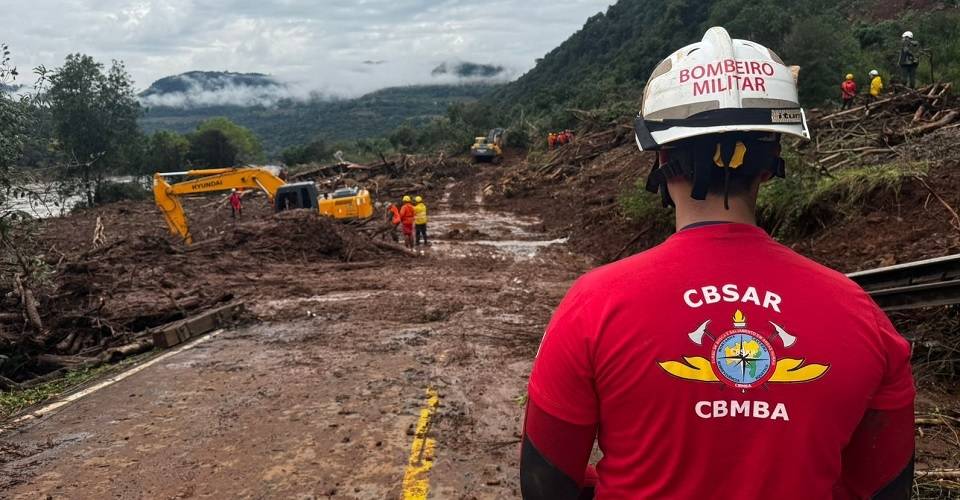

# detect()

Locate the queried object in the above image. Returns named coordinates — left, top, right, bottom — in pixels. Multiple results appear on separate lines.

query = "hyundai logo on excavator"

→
left=192, top=179, right=224, bottom=191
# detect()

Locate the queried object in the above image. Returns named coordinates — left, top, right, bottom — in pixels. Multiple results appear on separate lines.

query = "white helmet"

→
left=869, top=69, right=879, bottom=77
left=902, top=31, right=914, bottom=39
left=635, top=27, right=809, bottom=152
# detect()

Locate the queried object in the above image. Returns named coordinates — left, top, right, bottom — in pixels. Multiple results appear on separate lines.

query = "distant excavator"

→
left=153, top=167, right=373, bottom=244
left=470, top=128, right=505, bottom=164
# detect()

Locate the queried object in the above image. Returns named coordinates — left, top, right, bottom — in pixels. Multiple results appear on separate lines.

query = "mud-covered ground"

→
left=0, top=188, right=590, bottom=498
left=0, top=148, right=958, bottom=497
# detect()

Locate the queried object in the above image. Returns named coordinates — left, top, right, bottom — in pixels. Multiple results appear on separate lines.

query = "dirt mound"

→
left=0, top=202, right=407, bottom=386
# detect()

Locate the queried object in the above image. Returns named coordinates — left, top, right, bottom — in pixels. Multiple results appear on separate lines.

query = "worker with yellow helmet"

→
left=414, top=195, right=429, bottom=248
left=841, top=73, right=857, bottom=110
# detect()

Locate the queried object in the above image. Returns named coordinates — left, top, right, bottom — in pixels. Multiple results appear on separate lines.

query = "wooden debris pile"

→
left=289, top=153, right=475, bottom=201
left=803, top=83, right=958, bottom=171
left=498, top=120, right=635, bottom=198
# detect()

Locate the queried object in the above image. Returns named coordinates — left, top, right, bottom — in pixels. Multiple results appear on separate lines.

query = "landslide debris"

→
left=0, top=203, right=406, bottom=387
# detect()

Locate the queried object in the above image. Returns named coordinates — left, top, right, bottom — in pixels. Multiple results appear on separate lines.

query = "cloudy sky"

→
left=4, top=0, right=614, bottom=98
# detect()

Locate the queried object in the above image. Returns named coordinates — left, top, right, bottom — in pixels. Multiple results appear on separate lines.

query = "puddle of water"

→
left=428, top=184, right=568, bottom=260
left=264, top=291, right=382, bottom=309
left=431, top=238, right=568, bottom=260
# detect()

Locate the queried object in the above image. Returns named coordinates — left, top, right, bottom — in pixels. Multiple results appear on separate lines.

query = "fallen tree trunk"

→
left=371, top=239, right=417, bottom=256
left=97, top=338, right=154, bottom=364
left=14, top=274, right=44, bottom=336
left=903, top=110, right=959, bottom=137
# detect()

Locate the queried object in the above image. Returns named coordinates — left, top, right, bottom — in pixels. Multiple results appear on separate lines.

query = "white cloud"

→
left=3, top=0, right=613, bottom=98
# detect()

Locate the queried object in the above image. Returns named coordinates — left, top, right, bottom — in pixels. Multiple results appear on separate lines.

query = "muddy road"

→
left=0, top=195, right=589, bottom=498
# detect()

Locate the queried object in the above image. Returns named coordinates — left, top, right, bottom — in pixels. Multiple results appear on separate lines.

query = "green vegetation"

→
left=141, top=84, right=498, bottom=158
left=146, top=130, right=190, bottom=172
left=617, top=151, right=927, bottom=240
left=196, top=117, right=263, bottom=163
left=0, top=352, right=153, bottom=419
left=47, top=54, right=142, bottom=205
left=0, top=44, right=25, bottom=222
left=475, top=0, right=960, bottom=130
left=93, top=180, right=150, bottom=204
left=619, top=180, right=674, bottom=231
left=757, top=159, right=928, bottom=238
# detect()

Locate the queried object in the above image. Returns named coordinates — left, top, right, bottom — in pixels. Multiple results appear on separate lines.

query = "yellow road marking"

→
left=402, top=388, right=439, bottom=500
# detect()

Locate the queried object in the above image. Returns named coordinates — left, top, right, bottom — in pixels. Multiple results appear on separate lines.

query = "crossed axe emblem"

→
left=688, top=319, right=796, bottom=348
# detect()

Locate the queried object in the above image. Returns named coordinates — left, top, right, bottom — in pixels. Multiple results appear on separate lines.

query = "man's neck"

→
left=673, top=196, right=757, bottom=232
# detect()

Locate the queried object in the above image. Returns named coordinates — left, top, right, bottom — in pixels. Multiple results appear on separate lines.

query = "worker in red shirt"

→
left=398, top=195, right=416, bottom=249
left=522, top=27, right=914, bottom=500
left=229, top=188, right=243, bottom=218
left=841, top=73, right=857, bottom=110
left=548, top=132, right=557, bottom=150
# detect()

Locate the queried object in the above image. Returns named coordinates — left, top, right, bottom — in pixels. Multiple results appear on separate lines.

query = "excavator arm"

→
left=153, top=168, right=287, bottom=244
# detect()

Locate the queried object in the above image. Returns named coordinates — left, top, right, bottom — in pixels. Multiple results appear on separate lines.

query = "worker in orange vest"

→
left=384, top=202, right=401, bottom=242
left=399, top=195, right=416, bottom=249
left=548, top=132, right=557, bottom=149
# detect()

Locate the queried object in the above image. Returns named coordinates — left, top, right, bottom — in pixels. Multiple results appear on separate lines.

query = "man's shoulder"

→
left=573, top=233, right=866, bottom=298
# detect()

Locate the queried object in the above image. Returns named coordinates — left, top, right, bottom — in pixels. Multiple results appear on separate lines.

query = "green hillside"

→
left=140, top=83, right=498, bottom=157
left=490, top=0, right=960, bottom=128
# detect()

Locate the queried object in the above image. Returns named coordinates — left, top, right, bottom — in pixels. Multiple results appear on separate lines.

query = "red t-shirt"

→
left=842, top=80, right=857, bottom=98
left=528, top=223, right=914, bottom=499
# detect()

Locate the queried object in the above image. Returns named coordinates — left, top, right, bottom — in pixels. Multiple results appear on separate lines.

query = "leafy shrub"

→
left=758, top=158, right=927, bottom=238
left=93, top=180, right=150, bottom=205
left=619, top=178, right=674, bottom=230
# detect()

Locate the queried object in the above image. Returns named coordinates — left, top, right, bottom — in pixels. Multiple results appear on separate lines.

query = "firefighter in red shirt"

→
left=522, top=27, right=914, bottom=500
left=398, top=195, right=416, bottom=249
left=229, top=188, right=243, bottom=218
left=841, top=73, right=858, bottom=110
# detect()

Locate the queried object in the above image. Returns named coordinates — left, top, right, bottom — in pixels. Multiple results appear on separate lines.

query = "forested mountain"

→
left=490, top=0, right=960, bottom=127
left=140, top=83, right=498, bottom=157
left=141, top=71, right=280, bottom=97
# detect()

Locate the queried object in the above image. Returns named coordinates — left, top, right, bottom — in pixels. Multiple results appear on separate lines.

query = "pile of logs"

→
left=289, top=153, right=474, bottom=201
left=497, top=120, right=635, bottom=198
left=803, top=83, right=959, bottom=171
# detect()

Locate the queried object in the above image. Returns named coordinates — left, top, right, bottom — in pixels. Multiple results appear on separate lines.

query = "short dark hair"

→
left=663, top=133, right=782, bottom=197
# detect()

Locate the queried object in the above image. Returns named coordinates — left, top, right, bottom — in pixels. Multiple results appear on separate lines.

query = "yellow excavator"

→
left=470, top=128, right=505, bottom=164
left=153, top=167, right=374, bottom=244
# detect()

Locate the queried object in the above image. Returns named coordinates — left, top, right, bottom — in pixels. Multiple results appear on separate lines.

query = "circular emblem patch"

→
left=710, top=329, right=777, bottom=389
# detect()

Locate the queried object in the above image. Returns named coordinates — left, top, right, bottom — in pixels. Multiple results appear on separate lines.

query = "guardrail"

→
left=847, top=254, right=960, bottom=311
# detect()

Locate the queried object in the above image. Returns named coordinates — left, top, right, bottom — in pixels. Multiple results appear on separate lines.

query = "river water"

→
left=5, top=176, right=147, bottom=219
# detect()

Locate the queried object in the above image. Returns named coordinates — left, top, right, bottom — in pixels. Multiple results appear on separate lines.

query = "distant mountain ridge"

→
left=140, top=71, right=281, bottom=96
left=139, top=71, right=300, bottom=108
left=140, top=82, right=499, bottom=158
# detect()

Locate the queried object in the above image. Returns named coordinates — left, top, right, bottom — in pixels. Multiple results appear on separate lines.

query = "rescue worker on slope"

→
left=548, top=132, right=557, bottom=150
left=869, top=69, right=883, bottom=101
left=899, top=31, right=922, bottom=89
left=229, top=188, right=243, bottom=218
left=385, top=201, right=402, bottom=243
left=521, top=27, right=914, bottom=500
left=414, top=195, right=429, bottom=248
left=841, top=73, right=857, bottom=110
left=399, top=195, right=416, bottom=250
